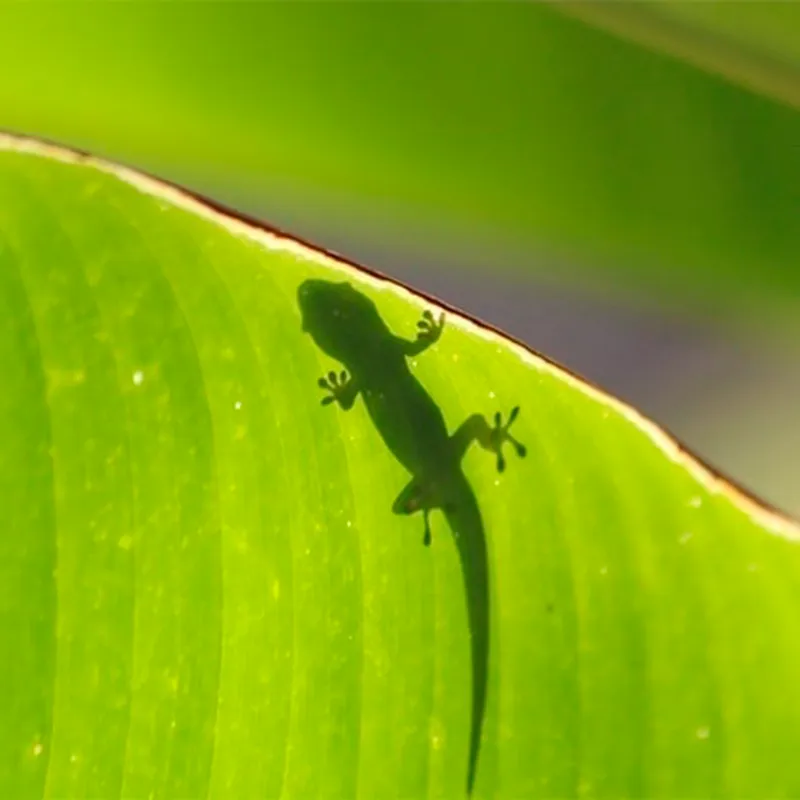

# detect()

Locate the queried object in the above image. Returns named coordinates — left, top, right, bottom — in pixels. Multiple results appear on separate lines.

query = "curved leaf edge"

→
left=2, top=129, right=796, bottom=544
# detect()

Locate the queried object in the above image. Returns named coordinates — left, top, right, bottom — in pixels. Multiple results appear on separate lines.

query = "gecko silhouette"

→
left=297, top=279, right=526, bottom=795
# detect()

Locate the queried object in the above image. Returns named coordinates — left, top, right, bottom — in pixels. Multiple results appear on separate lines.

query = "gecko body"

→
left=298, top=279, right=525, bottom=795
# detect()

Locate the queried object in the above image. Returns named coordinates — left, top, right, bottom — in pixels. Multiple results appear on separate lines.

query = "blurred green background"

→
left=2, top=2, right=797, bottom=513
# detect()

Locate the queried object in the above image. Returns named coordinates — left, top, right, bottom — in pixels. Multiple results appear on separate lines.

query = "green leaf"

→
left=2, top=136, right=799, bottom=798
left=1, top=5, right=800, bottom=316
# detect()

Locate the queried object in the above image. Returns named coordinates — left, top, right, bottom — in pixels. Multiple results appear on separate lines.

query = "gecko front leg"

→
left=318, top=370, right=360, bottom=410
left=399, top=310, right=445, bottom=357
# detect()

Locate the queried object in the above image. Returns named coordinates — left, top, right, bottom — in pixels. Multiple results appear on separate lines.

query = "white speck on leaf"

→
left=599, top=566, right=608, bottom=576
left=234, top=400, right=242, bottom=411
left=689, top=496, right=702, bottom=508
left=679, top=532, right=693, bottom=545
left=132, top=370, right=144, bottom=386
left=32, top=742, right=43, bottom=757
left=696, top=726, right=710, bottom=740
left=747, top=563, right=760, bottom=573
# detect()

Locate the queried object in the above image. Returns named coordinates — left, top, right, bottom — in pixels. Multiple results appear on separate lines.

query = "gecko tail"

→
left=443, top=475, right=490, bottom=796
left=393, top=469, right=491, bottom=793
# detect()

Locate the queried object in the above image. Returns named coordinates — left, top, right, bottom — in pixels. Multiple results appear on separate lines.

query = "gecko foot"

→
left=490, top=406, right=527, bottom=472
left=318, top=370, right=351, bottom=406
left=416, top=309, right=445, bottom=346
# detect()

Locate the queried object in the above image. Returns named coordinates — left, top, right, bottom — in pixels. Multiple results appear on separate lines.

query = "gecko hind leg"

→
left=392, top=476, right=438, bottom=546
left=452, top=406, right=527, bottom=472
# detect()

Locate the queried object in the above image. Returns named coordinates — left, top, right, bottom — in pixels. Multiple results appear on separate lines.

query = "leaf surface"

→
left=1, top=137, right=799, bottom=799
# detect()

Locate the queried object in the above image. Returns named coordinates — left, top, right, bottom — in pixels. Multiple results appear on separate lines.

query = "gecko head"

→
left=297, top=279, right=388, bottom=361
